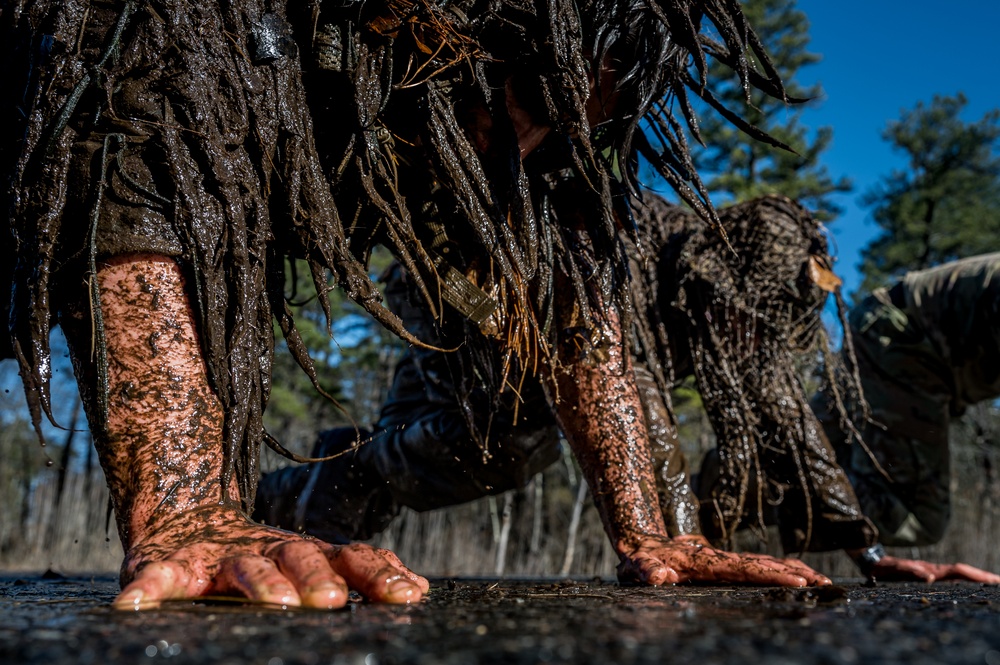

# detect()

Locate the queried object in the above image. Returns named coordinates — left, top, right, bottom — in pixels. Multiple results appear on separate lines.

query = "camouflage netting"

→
left=630, top=194, right=867, bottom=548
left=288, top=0, right=798, bottom=447
left=1, top=0, right=791, bottom=506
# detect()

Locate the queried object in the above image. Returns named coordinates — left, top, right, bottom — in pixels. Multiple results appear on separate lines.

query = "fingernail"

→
left=113, top=590, right=148, bottom=611
left=314, top=586, right=346, bottom=610
left=647, top=567, right=670, bottom=586
left=386, top=578, right=417, bottom=602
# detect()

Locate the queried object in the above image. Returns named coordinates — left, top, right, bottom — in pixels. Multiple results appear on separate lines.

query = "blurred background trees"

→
left=690, top=0, right=851, bottom=219
left=857, top=93, right=1000, bottom=291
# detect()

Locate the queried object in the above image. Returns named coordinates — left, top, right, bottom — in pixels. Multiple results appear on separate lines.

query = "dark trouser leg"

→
left=255, top=349, right=561, bottom=542
left=361, top=347, right=560, bottom=512
left=256, top=264, right=561, bottom=541
left=838, top=429, right=950, bottom=547
left=815, top=294, right=953, bottom=547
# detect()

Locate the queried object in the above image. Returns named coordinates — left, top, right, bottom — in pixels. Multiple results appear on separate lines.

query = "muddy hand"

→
left=80, top=256, right=427, bottom=612
left=869, top=556, right=1000, bottom=584
left=544, top=307, right=830, bottom=589
left=616, top=535, right=832, bottom=587
left=114, top=507, right=428, bottom=610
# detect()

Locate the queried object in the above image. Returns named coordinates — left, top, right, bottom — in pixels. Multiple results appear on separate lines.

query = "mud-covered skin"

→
left=80, top=255, right=426, bottom=610
left=864, top=556, right=1000, bottom=584
left=840, top=549, right=1000, bottom=585
left=551, top=307, right=831, bottom=587
left=616, top=535, right=829, bottom=586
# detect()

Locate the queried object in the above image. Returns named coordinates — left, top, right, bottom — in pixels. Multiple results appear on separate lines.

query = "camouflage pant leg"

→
left=818, top=291, right=952, bottom=547
left=839, top=425, right=950, bottom=547
left=361, top=349, right=561, bottom=512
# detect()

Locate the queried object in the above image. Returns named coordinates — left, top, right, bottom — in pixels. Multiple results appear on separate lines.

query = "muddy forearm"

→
left=60, top=255, right=429, bottom=608
left=552, top=314, right=667, bottom=553
left=70, top=256, right=237, bottom=548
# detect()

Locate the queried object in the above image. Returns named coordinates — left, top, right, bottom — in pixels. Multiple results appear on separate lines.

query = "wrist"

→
left=850, top=543, right=886, bottom=576
left=614, top=530, right=670, bottom=554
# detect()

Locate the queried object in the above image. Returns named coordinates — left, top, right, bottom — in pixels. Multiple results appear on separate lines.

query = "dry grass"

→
left=0, top=465, right=123, bottom=574
left=5, top=456, right=996, bottom=582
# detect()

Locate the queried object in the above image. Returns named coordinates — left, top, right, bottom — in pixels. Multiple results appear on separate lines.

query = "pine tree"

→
left=691, top=0, right=850, bottom=219
left=859, top=93, right=1000, bottom=291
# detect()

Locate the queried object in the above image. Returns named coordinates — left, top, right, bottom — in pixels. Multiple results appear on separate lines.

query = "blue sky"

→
left=792, top=0, right=1000, bottom=294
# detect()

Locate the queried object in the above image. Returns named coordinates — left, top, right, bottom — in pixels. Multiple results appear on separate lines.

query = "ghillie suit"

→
left=1, top=0, right=790, bottom=508
left=631, top=194, right=876, bottom=552
left=0, top=0, right=417, bottom=509
left=257, top=193, right=873, bottom=554
left=285, top=0, right=797, bottom=446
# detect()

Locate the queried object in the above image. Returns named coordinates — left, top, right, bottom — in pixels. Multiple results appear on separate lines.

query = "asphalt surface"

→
left=2, top=573, right=999, bottom=665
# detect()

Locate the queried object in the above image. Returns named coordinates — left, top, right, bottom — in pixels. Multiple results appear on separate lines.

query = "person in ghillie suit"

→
left=2, top=0, right=831, bottom=607
left=657, top=200, right=998, bottom=583
left=810, top=253, right=1000, bottom=582
left=259, top=194, right=999, bottom=585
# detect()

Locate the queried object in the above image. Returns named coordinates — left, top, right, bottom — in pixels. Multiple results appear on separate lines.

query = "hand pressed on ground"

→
left=550, top=304, right=831, bottom=589
left=616, top=535, right=832, bottom=587
left=79, top=256, right=425, bottom=611
left=115, top=509, right=428, bottom=610
left=867, top=555, right=1000, bottom=585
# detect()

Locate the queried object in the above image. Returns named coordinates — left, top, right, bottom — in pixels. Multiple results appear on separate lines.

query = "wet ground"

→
left=2, top=574, right=999, bottom=665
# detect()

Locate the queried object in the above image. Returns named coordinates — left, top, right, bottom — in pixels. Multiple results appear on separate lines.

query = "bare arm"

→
left=549, top=308, right=830, bottom=586
left=69, top=255, right=427, bottom=609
